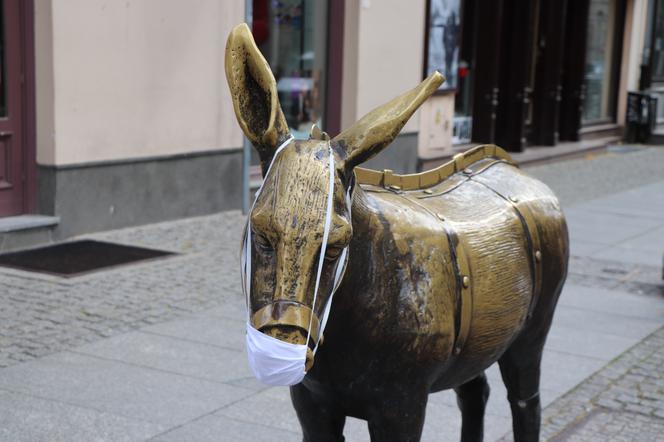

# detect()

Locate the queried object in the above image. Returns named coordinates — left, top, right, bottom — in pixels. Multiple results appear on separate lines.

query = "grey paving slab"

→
left=552, top=304, right=662, bottom=341
left=196, top=299, right=247, bottom=322
left=569, top=239, right=607, bottom=258
left=216, top=385, right=300, bottom=434
left=420, top=402, right=512, bottom=442
left=563, top=207, right=663, bottom=246
left=613, top=224, right=664, bottom=251
left=582, top=202, right=664, bottom=221
left=545, top=323, right=638, bottom=361
left=151, top=413, right=300, bottom=442
left=593, top=243, right=664, bottom=267
left=74, top=331, right=250, bottom=384
left=580, top=182, right=664, bottom=220
left=539, top=349, right=607, bottom=395
left=556, top=284, right=664, bottom=320
left=0, top=389, right=164, bottom=442
left=141, top=314, right=245, bottom=351
left=0, top=351, right=251, bottom=427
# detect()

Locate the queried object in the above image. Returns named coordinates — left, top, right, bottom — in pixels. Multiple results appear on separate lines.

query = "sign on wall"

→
left=425, top=0, right=461, bottom=91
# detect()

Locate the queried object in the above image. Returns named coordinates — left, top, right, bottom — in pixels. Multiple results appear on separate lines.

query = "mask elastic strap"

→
left=314, top=183, right=352, bottom=354
left=241, top=135, right=294, bottom=320
left=305, top=144, right=335, bottom=346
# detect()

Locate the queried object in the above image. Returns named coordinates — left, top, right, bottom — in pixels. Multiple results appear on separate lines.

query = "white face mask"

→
left=241, top=137, right=351, bottom=386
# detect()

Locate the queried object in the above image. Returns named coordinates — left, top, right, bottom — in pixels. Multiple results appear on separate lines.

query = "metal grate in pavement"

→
left=0, top=240, right=175, bottom=277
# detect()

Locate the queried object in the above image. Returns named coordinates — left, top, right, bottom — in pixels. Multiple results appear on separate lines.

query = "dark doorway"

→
left=470, top=0, right=504, bottom=145
left=529, top=0, right=568, bottom=146
left=0, top=0, right=35, bottom=217
left=494, top=0, right=539, bottom=151
left=559, top=0, right=591, bottom=141
left=468, top=0, right=625, bottom=149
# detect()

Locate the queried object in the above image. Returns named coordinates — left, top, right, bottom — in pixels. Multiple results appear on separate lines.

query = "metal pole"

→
left=242, top=0, right=253, bottom=215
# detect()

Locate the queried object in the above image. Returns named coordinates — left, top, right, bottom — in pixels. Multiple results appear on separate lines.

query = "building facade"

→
left=0, top=0, right=653, bottom=245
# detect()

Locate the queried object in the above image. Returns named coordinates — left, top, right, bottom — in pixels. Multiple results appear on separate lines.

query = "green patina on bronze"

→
left=226, top=23, right=568, bottom=442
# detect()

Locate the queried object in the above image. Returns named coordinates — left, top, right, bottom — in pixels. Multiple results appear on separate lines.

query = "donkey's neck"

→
left=337, top=183, right=385, bottom=301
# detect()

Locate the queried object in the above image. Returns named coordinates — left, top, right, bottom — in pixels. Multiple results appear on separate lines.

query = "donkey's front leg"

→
left=291, top=383, right=346, bottom=442
left=367, top=392, right=428, bottom=442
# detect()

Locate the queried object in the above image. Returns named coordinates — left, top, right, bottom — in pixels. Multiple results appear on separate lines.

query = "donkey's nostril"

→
left=261, top=325, right=307, bottom=346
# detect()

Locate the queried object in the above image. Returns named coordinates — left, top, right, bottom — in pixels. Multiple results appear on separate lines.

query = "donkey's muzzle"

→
left=251, top=300, right=320, bottom=369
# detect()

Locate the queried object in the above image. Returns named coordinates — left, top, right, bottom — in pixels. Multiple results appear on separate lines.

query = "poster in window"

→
left=426, top=0, right=461, bottom=91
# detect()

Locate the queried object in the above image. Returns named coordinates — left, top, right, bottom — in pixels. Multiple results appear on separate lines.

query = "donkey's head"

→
left=226, top=24, right=443, bottom=370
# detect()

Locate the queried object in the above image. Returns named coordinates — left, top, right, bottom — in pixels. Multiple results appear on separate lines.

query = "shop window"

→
left=582, top=0, right=620, bottom=124
left=651, top=0, right=664, bottom=81
left=252, top=0, right=328, bottom=139
left=453, top=0, right=474, bottom=145
left=425, top=0, right=472, bottom=145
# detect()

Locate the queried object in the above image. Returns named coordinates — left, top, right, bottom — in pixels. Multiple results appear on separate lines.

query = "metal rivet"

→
left=535, top=250, right=542, bottom=262
left=436, top=213, right=445, bottom=221
left=389, top=185, right=401, bottom=191
left=509, top=195, right=519, bottom=203
left=423, top=189, right=433, bottom=195
left=517, top=400, right=527, bottom=409
left=463, top=168, right=473, bottom=175
left=454, top=346, right=461, bottom=355
left=462, top=275, right=470, bottom=288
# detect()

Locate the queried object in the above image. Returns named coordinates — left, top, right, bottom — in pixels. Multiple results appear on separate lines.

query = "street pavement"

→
left=0, top=145, right=662, bottom=441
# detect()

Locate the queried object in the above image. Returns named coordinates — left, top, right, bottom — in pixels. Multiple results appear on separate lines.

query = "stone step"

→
left=0, top=215, right=60, bottom=253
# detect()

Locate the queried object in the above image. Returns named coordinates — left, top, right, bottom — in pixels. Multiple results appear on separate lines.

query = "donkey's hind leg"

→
left=498, top=317, right=553, bottom=442
left=454, top=372, right=490, bottom=442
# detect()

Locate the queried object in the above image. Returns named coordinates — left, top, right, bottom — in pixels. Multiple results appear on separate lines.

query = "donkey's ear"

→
left=225, top=23, right=290, bottom=168
left=333, top=72, right=444, bottom=171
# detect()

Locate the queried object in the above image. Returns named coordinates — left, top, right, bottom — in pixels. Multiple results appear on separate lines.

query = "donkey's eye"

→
left=325, top=247, right=342, bottom=261
left=254, top=234, right=273, bottom=252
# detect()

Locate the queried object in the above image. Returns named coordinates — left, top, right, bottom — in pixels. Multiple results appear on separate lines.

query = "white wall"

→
left=36, top=0, right=244, bottom=166
left=342, top=0, right=427, bottom=133
left=617, top=0, right=648, bottom=126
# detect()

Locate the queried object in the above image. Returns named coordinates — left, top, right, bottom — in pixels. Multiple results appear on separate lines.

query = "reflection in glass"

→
left=582, top=0, right=617, bottom=123
left=252, top=0, right=328, bottom=139
left=652, top=0, right=664, bottom=80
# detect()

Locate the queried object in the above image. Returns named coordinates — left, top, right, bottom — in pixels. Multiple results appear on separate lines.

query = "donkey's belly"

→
left=418, top=176, right=537, bottom=386
left=349, top=160, right=560, bottom=388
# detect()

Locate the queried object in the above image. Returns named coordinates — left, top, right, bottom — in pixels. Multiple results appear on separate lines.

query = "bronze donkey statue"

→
left=226, top=24, right=568, bottom=442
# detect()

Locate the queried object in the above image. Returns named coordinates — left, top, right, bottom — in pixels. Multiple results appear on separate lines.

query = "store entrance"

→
left=0, top=0, right=31, bottom=217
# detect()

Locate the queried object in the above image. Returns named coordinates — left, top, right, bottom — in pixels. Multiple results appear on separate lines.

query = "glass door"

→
left=252, top=0, right=329, bottom=139
left=582, top=0, right=620, bottom=124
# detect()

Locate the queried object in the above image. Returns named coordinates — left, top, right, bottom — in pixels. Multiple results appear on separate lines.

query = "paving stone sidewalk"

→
left=0, top=145, right=661, bottom=370
left=539, top=326, right=664, bottom=441
left=0, top=210, right=246, bottom=368
left=0, top=145, right=661, bottom=441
